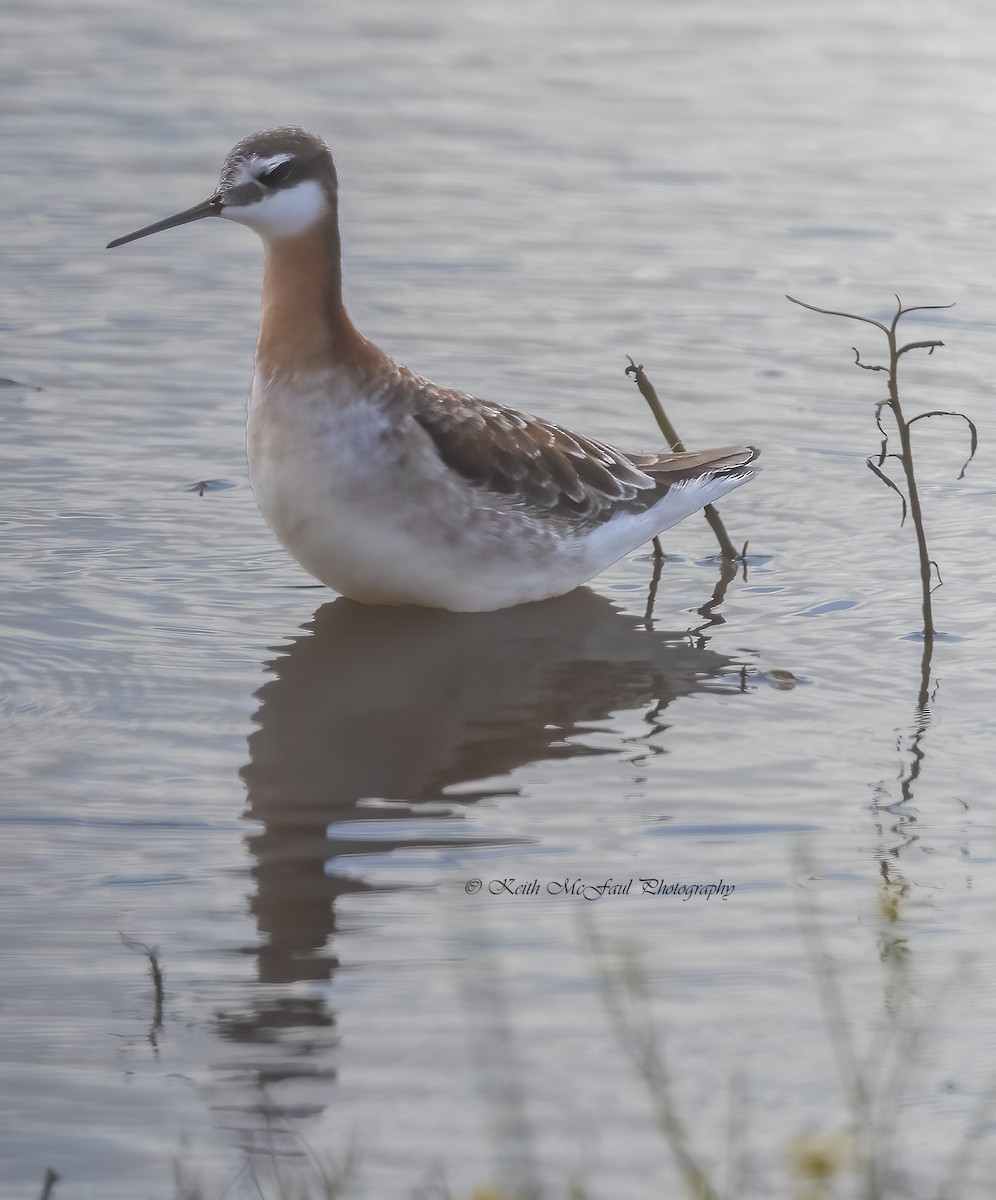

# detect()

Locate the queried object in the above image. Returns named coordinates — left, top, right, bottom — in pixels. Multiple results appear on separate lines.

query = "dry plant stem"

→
left=38, top=1169, right=59, bottom=1200
left=120, top=932, right=165, bottom=1031
left=786, top=295, right=971, bottom=645
left=625, top=357, right=742, bottom=560
left=789, top=295, right=982, bottom=819
left=643, top=543, right=665, bottom=629
left=890, top=341, right=936, bottom=645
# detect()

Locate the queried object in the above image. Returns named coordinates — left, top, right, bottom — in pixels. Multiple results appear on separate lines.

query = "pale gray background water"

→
left=2, top=0, right=995, bottom=1196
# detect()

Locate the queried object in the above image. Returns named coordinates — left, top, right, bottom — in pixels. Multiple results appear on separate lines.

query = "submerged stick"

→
left=625, top=358, right=742, bottom=560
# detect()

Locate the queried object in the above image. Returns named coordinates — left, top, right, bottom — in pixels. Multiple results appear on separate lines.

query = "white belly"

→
left=246, top=372, right=589, bottom=610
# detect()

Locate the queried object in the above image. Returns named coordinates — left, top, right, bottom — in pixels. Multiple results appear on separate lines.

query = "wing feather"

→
left=409, top=384, right=756, bottom=526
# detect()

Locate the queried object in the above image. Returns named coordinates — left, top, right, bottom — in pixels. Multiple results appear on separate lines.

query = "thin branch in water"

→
left=871, top=400, right=892, bottom=466
left=787, top=293, right=890, bottom=334
left=38, top=1169, right=59, bottom=1200
left=702, top=502, right=742, bottom=564
left=789, top=293, right=966, bottom=642
left=625, top=357, right=686, bottom=451
left=624, top=357, right=745, bottom=562
left=644, top=542, right=665, bottom=630
left=853, top=347, right=889, bottom=373
left=865, top=456, right=908, bottom=525
left=896, top=339, right=944, bottom=358
left=891, top=298, right=956, bottom=318
left=120, top=932, right=165, bottom=1034
left=907, top=410, right=978, bottom=478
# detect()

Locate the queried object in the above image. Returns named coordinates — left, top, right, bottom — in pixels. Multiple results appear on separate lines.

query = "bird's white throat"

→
left=223, top=179, right=328, bottom=241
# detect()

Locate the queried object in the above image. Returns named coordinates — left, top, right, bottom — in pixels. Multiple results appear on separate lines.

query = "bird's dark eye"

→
left=259, top=159, right=294, bottom=187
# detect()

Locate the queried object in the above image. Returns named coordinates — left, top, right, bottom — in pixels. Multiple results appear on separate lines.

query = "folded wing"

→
left=412, top=389, right=757, bottom=527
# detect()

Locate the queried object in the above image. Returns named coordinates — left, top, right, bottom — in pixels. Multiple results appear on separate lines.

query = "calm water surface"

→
left=3, top=0, right=996, bottom=1196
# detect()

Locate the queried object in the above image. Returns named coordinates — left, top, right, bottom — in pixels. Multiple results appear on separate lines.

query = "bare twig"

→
left=865, top=456, right=909, bottom=525
left=624, top=357, right=744, bottom=561
left=644, top=542, right=665, bottom=629
left=120, top=932, right=165, bottom=1039
left=38, top=1169, right=59, bottom=1200
left=788, top=293, right=969, bottom=642
left=907, top=410, right=978, bottom=478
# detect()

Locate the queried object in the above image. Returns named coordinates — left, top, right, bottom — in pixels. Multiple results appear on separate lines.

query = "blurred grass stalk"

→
left=583, top=916, right=726, bottom=1200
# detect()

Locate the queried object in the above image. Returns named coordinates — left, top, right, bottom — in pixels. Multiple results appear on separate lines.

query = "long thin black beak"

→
left=106, top=195, right=223, bottom=249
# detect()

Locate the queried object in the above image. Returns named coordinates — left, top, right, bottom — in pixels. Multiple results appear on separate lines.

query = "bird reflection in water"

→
left=213, top=582, right=747, bottom=1154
